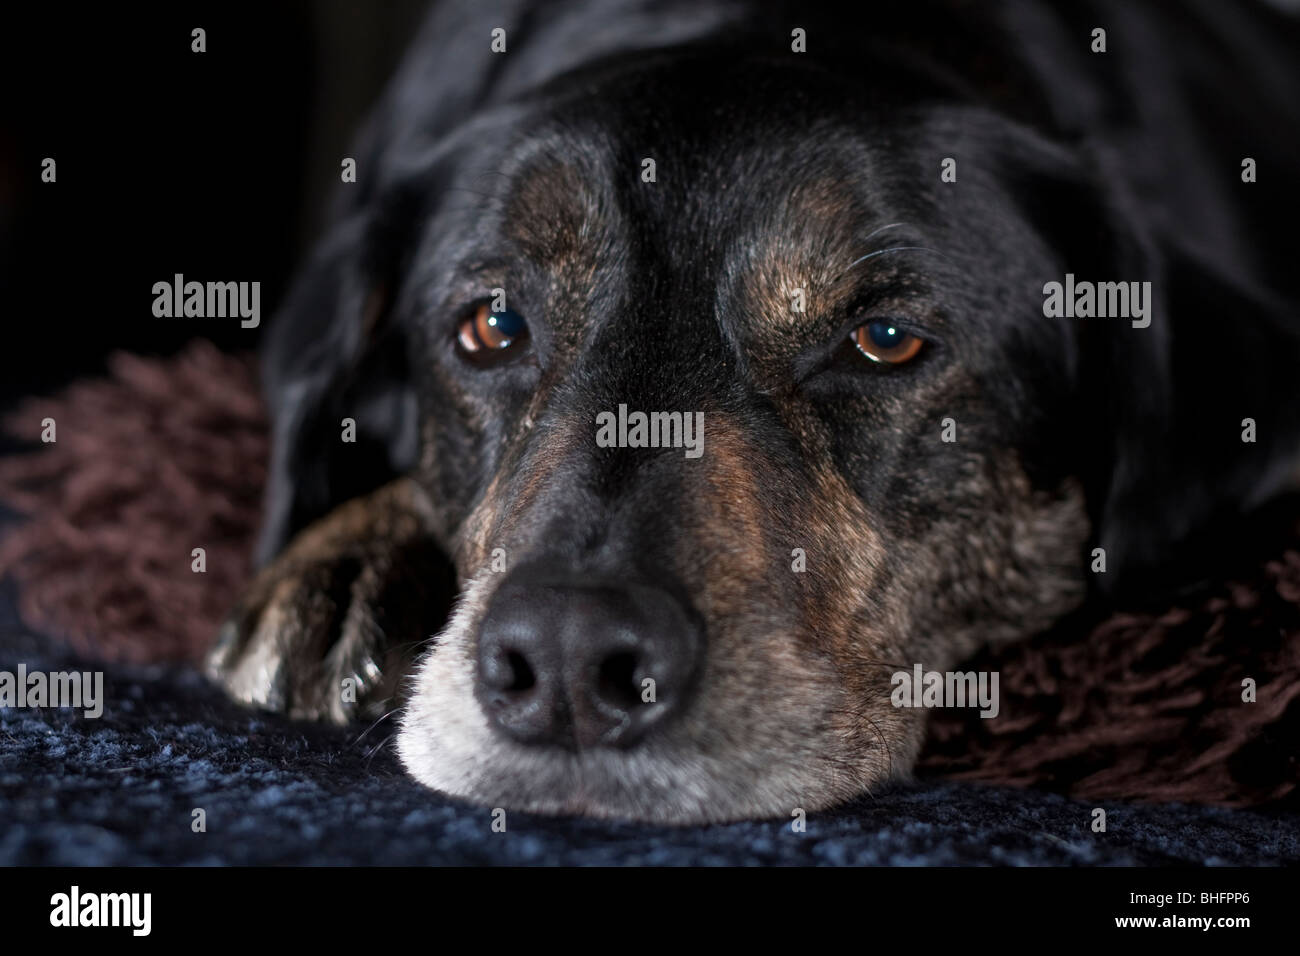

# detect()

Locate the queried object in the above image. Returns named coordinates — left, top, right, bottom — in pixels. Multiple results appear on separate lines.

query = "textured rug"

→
left=1, top=341, right=1299, bottom=864
left=3, top=591, right=1297, bottom=865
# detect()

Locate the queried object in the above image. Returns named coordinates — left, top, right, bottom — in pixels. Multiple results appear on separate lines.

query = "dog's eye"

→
left=850, top=320, right=924, bottom=365
left=457, top=304, right=530, bottom=362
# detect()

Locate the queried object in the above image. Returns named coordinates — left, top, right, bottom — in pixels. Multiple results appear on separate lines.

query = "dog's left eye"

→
left=850, top=320, right=924, bottom=365
left=457, top=304, right=530, bottom=362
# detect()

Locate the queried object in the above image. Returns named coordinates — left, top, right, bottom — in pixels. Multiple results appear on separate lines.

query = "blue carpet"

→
left=3, top=619, right=1297, bottom=866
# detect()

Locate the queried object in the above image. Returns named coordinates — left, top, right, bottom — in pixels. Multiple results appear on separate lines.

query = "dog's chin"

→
left=398, top=732, right=871, bottom=825
left=394, top=576, right=910, bottom=825
left=396, top=699, right=901, bottom=825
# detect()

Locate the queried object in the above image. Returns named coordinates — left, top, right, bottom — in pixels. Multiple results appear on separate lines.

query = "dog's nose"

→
left=475, top=572, right=702, bottom=750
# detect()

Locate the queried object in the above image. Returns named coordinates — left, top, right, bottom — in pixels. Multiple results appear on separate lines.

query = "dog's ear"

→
left=255, top=191, right=421, bottom=566
left=1086, top=240, right=1300, bottom=597
left=252, top=5, right=509, bottom=566
left=999, top=133, right=1300, bottom=597
left=1038, top=149, right=1300, bottom=596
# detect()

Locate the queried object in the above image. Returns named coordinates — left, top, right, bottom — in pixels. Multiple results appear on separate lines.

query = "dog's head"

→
left=263, top=31, right=1300, bottom=822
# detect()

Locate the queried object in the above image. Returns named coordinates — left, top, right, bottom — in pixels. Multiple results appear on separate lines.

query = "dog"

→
left=206, top=0, right=1300, bottom=823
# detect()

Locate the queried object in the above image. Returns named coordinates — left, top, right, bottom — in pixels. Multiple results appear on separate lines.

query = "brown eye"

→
left=850, top=320, right=924, bottom=365
left=457, top=304, right=529, bottom=360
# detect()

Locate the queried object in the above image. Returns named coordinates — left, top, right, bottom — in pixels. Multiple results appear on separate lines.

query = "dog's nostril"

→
left=596, top=651, right=641, bottom=709
left=505, top=650, right=535, bottom=693
left=475, top=572, right=703, bottom=749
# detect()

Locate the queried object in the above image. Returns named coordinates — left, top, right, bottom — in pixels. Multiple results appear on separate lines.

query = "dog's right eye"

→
left=457, top=304, right=530, bottom=364
left=849, top=320, right=925, bottom=366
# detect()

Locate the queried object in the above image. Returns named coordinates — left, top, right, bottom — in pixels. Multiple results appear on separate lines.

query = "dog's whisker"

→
left=861, top=714, right=894, bottom=779
left=363, top=734, right=396, bottom=770
left=840, top=245, right=945, bottom=277
left=823, top=700, right=896, bottom=783
left=859, top=221, right=909, bottom=244
left=349, top=707, right=400, bottom=749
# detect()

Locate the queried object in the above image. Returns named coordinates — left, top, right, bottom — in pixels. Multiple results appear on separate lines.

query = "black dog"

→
left=208, top=0, right=1300, bottom=822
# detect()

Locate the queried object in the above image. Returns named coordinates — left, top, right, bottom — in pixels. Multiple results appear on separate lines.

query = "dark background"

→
left=0, top=2, right=425, bottom=407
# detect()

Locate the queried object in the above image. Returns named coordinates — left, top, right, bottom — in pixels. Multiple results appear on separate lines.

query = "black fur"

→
left=259, top=0, right=1300, bottom=597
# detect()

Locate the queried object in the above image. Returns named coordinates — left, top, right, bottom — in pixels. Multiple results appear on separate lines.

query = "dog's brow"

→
left=502, top=159, right=600, bottom=264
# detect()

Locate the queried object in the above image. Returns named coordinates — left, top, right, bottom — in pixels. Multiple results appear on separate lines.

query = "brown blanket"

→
left=2, top=341, right=1297, bottom=807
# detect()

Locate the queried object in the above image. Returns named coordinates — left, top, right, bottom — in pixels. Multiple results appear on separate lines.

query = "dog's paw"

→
left=206, top=478, right=454, bottom=723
